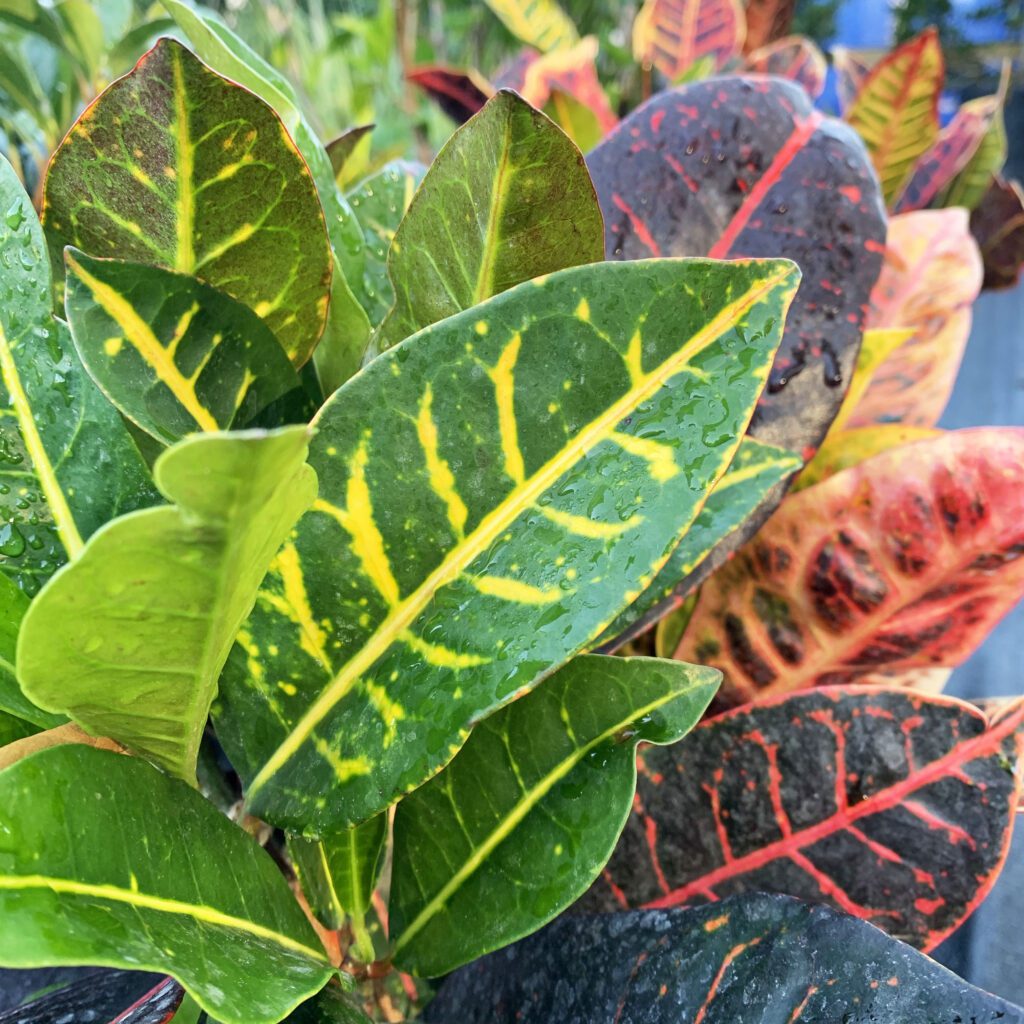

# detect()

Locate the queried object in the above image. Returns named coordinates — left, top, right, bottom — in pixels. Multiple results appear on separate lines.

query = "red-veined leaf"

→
left=847, top=28, right=944, bottom=206
left=582, top=688, right=1023, bottom=952
left=633, top=0, right=745, bottom=79
left=832, top=45, right=871, bottom=113
left=849, top=209, right=982, bottom=428
left=970, top=175, right=1024, bottom=291
left=743, top=35, right=827, bottom=98
left=742, top=0, right=795, bottom=53
left=406, top=66, right=493, bottom=124
left=672, top=428, right=1024, bottom=706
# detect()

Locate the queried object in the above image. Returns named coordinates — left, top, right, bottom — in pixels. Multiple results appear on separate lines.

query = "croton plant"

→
left=0, top=2, right=1022, bottom=1023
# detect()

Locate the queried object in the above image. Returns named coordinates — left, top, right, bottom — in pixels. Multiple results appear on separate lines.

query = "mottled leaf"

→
left=833, top=45, right=871, bottom=113
left=425, top=893, right=1024, bottom=1023
left=742, top=0, right=795, bottom=52
left=585, top=687, right=1023, bottom=952
left=0, top=745, right=332, bottom=1024
left=389, top=655, right=719, bottom=976
left=18, top=428, right=316, bottom=781
left=588, top=76, right=887, bottom=455
left=970, top=175, right=1024, bottom=291
left=0, top=155, right=155, bottom=596
left=846, top=28, right=944, bottom=206
left=42, top=38, right=332, bottom=367
left=743, top=35, right=827, bottom=98
left=592, top=439, right=802, bottom=652
left=214, top=257, right=799, bottom=833
left=941, top=74, right=1009, bottom=210
left=850, top=209, right=982, bottom=428
left=64, top=250, right=305, bottom=445
left=327, top=124, right=374, bottom=182
left=632, top=0, right=745, bottom=79
left=827, top=327, right=916, bottom=434
left=405, top=66, right=492, bottom=124
left=481, top=0, right=578, bottom=53
left=672, top=429, right=1024, bottom=706
left=376, top=91, right=604, bottom=350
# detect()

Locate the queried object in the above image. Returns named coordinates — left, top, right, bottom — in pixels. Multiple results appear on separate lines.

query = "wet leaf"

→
left=632, top=0, right=745, bottom=79
left=0, top=572, right=60, bottom=729
left=743, top=35, right=827, bottom=98
left=481, top=0, right=578, bottom=53
left=389, top=655, right=719, bottom=976
left=213, top=257, right=798, bottom=833
left=584, top=687, right=1023, bottom=951
left=970, top=175, right=1024, bottom=291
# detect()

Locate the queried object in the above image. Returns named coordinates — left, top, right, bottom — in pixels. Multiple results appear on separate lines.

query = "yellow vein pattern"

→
left=417, top=384, right=468, bottom=538
left=488, top=333, right=525, bottom=485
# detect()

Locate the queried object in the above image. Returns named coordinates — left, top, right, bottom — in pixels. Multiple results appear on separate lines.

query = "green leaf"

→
left=213, top=256, right=799, bottom=833
left=481, top=0, right=578, bottom=52
left=375, top=91, right=604, bottom=350
left=327, top=124, right=374, bottom=183
left=390, top=654, right=719, bottom=976
left=17, top=427, right=317, bottom=781
left=0, top=744, right=333, bottom=1024
left=0, top=706, right=36, bottom=746
left=591, top=438, right=802, bottom=650
left=64, top=249, right=307, bottom=445
left=0, top=154, right=156, bottom=596
left=42, top=37, right=332, bottom=367
left=941, top=92, right=1008, bottom=211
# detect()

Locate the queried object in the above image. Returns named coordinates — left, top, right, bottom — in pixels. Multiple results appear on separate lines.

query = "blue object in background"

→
left=828, top=0, right=1023, bottom=48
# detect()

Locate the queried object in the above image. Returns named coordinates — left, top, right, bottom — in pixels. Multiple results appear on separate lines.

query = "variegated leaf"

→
left=742, top=0, right=795, bottom=52
left=481, top=0, right=578, bottom=53
left=970, top=175, right=1024, bottom=291
left=941, top=78, right=1009, bottom=210
left=833, top=45, right=871, bottom=113
left=633, top=0, right=745, bottom=79
left=743, top=35, right=827, bottom=98
left=405, top=66, right=493, bottom=124
left=213, top=257, right=799, bottom=833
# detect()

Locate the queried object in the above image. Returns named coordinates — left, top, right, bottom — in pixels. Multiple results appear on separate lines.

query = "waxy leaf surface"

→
left=214, top=257, right=798, bottom=833
left=0, top=745, right=332, bottom=1024
left=0, top=156, right=154, bottom=596
left=584, top=688, right=1023, bottom=951
left=743, top=35, right=827, bottom=98
left=673, top=429, right=1024, bottom=706
left=42, top=38, right=332, bottom=366
left=481, top=0, right=577, bottom=52
left=18, top=428, right=316, bottom=781
left=0, top=709, right=36, bottom=749
left=970, top=175, right=1024, bottom=291
left=425, top=893, right=1024, bottom=1023
left=846, top=28, right=944, bottom=206
left=851, top=209, right=982, bottom=429
left=390, top=655, right=719, bottom=976
left=64, top=250, right=304, bottom=444
left=376, top=91, right=604, bottom=349
left=0, top=573, right=60, bottom=729
left=588, top=76, right=886, bottom=456
left=632, top=0, right=745, bottom=79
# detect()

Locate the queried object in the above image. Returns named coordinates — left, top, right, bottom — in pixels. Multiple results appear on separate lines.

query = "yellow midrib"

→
left=172, top=49, right=196, bottom=274
left=392, top=685, right=691, bottom=954
left=473, top=114, right=513, bottom=305
left=0, top=324, right=83, bottom=558
left=0, top=873, right=328, bottom=961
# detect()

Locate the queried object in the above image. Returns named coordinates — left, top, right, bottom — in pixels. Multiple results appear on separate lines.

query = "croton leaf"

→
left=588, top=76, right=887, bottom=456
left=42, top=38, right=332, bottom=367
left=64, top=250, right=305, bottom=445
left=970, top=175, right=1024, bottom=291
left=592, top=438, right=802, bottom=652
left=941, top=78, right=1009, bottom=210
left=832, top=44, right=871, bottom=113
left=584, top=687, right=1023, bottom=951
left=389, top=655, right=719, bottom=976
left=850, top=209, right=982, bottom=429
left=375, top=91, right=604, bottom=350
left=0, top=155, right=155, bottom=596
left=632, top=0, right=745, bottom=80
left=846, top=27, right=944, bottom=207
left=742, top=35, right=827, bottom=98
left=0, top=573, right=60, bottom=730
left=0, top=708, right=35, bottom=748
left=0, top=744, right=333, bottom=1024
left=405, top=66, right=492, bottom=124
left=213, top=257, right=799, bottom=833
left=326, top=124, right=374, bottom=182
left=672, top=428, right=1024, bottom=706
left=18, top=427, right=316, bottom=781
left=742, top=0, right=795, bottom=52
left=481, top=0, right=578, bottom=53
left=424, top=892, right=1024, bottom=1023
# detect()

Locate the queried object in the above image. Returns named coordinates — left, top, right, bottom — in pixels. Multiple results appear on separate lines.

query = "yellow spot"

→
left=314, top=737, right=371, bottom=782
left=538, top=504, right=642, bottom=539
left=547, top=402, right=558, bottom=414
left=269, top=544, right=331, bottom=669
left=363, top=681, right=406, bottom=747
left=566, top=568, right=577, bottom=581
left=563, top=379, right=572, bottom=391
left=278, top=682, right=297, bottom=696
left=400, top=630, right=490, bottom=669
left=610, top=430, right=679, bottom=482
left=488, top=333, right=525, bottom=485
left=575, top=298, right=590, bottom=321
left=129, top=873, right=139, bottom=893
left=254, top=300, right=273, bottom=317
left=268, top=645, right=279, bottom=657
left=625, top=328, right=645, bottom=384
left=104, top=336, right=123, bottom=357
left=554, top=844, right=563, bottom=856
left=475, top=321, right=488, bottom=335
left=326, top=446, right=337, bottom=456
left=417, top=384, right=468, bottom=538
left=471, top=575, right=562, bottom=605
left=163, top=165, right=176, bottom=179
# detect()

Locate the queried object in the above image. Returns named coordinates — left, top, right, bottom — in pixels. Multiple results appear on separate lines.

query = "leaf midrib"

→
left=473, top=111, right=513, bottom=305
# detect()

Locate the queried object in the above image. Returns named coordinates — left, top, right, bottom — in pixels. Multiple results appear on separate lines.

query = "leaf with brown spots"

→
left=582, top=687, right=1023, bottom=953
left=670, top=428, right=1024, bottom=706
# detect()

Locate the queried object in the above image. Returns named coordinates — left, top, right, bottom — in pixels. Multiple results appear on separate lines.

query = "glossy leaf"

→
left=481, top=0, right=578, bottom=53
left=18, top=428, right=316, bottom=781
left=742, top=0, right=795, bottom=52
left=970, top=175, right=1024, bottom=291
left=405, top=66, right=492, bottom=124
left=592, top=439, right=802, bottom=652
left=0, top=723, right=124, bottom=775
left=632, top=0, right=745, bottom=79
left=0, top=708, right=35, bottom=748
left=673, top=428, right=1024, bottom=706
left=833, top=45, right=871, bottom=113
left=850, top=209, right=982, bottom=428
left=424, top=893, right=1024, bottom=1023
left=846, top=28, right=944, bottom=206
left=389, top=655, right=719, bottom=976
left=376, top=91, right=604, bottom=350
left=586, top=687, right=1023, bottom=951
left=941, top=77, right=1009, bottom=210
left=42, top=38, right=332, bottom=367
left=64, top=250, right=305, bottom=445
left=214, top=257, right=799, bottom=833
left=0, top=572, right=58, bottom=729
left=0, top=155, right=155, bottom=596
left=743, top=35, right=827, bottom=98
left=827, top=327, right=916, bottom=435
left=0, top=744, right=333, bottom=1024
left=327, top=124, right=374, bottom=182
left=588, top=76, right=887, bottom=456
